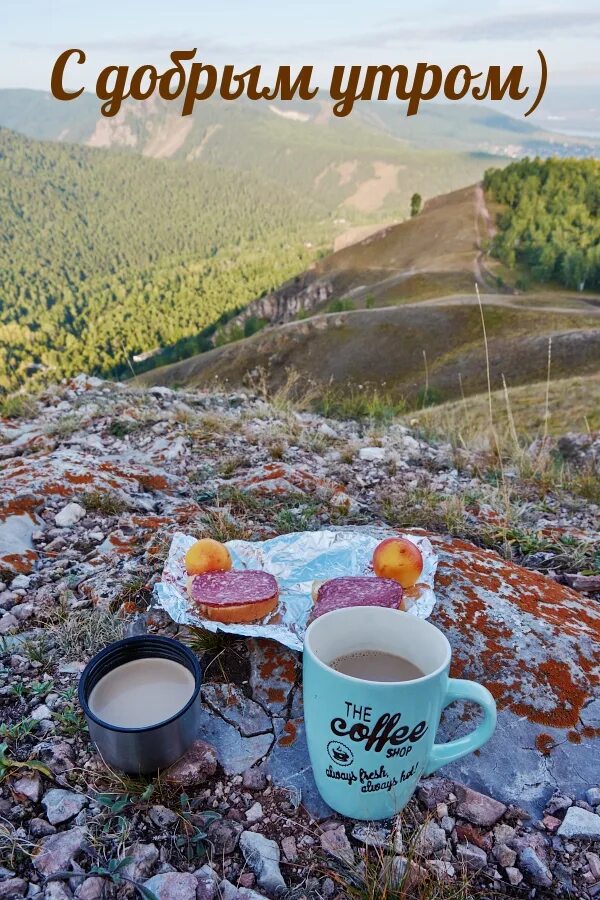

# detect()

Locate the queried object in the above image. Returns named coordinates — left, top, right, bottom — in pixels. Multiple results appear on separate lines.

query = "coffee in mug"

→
left=330, top=650, right=424, bottom=682
left=303, top=607, right=497, bottom=821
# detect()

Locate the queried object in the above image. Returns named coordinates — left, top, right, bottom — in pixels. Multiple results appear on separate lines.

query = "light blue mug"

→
left=303, top=606, right=497, bottom=820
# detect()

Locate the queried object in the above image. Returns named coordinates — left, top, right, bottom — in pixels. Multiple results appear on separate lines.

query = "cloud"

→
left=436, top=10, right=600, bottom=41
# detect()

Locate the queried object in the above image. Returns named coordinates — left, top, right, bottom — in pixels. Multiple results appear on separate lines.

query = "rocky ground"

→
left=0, top=375, right=599, bottom=899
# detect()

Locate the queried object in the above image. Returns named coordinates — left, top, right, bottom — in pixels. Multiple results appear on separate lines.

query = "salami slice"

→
left=312, top=576, right=402, bottom=620
left=188, top=570, right=278, bottom=608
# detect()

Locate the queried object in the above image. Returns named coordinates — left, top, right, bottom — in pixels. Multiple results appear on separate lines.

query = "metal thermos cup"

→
left=78, top=635, right=202, bottom=774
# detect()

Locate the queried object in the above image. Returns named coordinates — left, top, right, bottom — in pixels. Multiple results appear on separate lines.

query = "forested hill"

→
left=485, top=158, right=600, bottom=290
left=0, top=128, right=326, bottom=390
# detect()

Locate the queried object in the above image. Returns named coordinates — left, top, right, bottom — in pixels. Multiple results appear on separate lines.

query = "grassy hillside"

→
left=408, top=371, right=600, bottom=441
left=137, top=182, right=600, bottom=402
left=137, top=300, right=600, bottom=403
left=0, top=127, right=327, bottom=389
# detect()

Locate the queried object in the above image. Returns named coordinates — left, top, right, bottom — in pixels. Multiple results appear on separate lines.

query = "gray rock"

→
left=55, top=503, right=86, bottom=528
left=505, top=867, right=523, bottom=886
left=194, top=865, right=218, bottom=900
left=428, top=533, right=600, bottom=817
left=142, top=873, right=197, bottom=900
left=586, top=788, right=600, bottom=807
left=557, top=805, right=600, bottom=839
left=42, top=790, right=87, bottom=826
left=454, top=843, right=488, bottom=871
left=33, top=827, right=87, bottom=877
left=12, top=773, right=42, bottom=803
left=414, top=821, right=446, bottom=856
left=43, top=884, right=73, bottom=900
left=245, top=802, right=263, bottom=823
left=0, top=614, right=18, bottom=635
left=206, top=818, right=243, bottom=855
left=0, top=880, right=28, bottom=899
left=28, top=818, right=55, bottom=838
left=239, top=831, right=286, bottom=896
left=351, top=824, right=390, bottom=850
left=519, top=847, right=552, bottom=888
left=493, top=843, right=517, bottom=868
left=148, top=805, right=178, bottom=828
left=30, top=705, right=52, bottom=722
left=417, top=777, right=454, bottom=810
left=201, top=684, right=271, bottom=737
left=358, top=447, right=385, bottom=462
left=73, top=877, right=107, bottom=900
left=545, top=794, right=572, bottom=816
left=33, top=741, right=74, bottom=775
left=281, top=836, right=298, bottom=863
left=120, top=843, right=159, bottom=883
left=319, top=825, right=354, bottom=866
left=242, top=767, right=268, bottom=792
left=163, top=739, right=218, bottom=787
left=193, top=708, right=270, bottom=777
left=454, top=785, right=507, bottom=826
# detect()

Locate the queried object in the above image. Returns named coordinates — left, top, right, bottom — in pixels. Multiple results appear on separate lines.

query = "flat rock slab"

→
left=196, top=705, right=272, bottom=776
left=425, top=532, right=600, bottom=815
left=268, top=716, right=332, bottom=821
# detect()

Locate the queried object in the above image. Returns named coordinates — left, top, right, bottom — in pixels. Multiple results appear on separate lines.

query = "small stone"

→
left=0, top=880, right=28, bottom=899
left=414, top=821, right=447, bottom=856
left=0, top=614, right=18, bottom=635
left=28, top=817, right=56, bottom=837
left=33, top=740, right=74, bottom=775
left=148, top=805, right=178, bottom=828
left=55, top=503, right=86, bottom=528
left=281, top=836, right=298, bottom=863
left=586, top=788, right=600, bottom=807
left=545, top=794, right=572, bottom=816
left=42, top=789, right=87, bottom=826
left=440, top=816, right=455, bottom=833
left=351, top=823, right=390, bottom=849
left=417, top=777, right=454, bottom=810
left=320, top=825, right=354, bottom=866
left=33, top=827, right=87, bottom=876
left=245, top=801, right=263, bottom=823
left=195, top=865, right=218, bottom=900
left=121, top=843, right=159, bottom=883
left=454, top=843, right=488, bottom=871
left=359, top=447, right=385, bottom=462
left=519, top=847, right=552, bottom=888
left=321, top=877, right=335, bottom=899
left=239, top=830, right=286, bottom=896
left=493, top=823, right=515, bottom=844
left=558, top=806, right=600, bottom=839
left=426, top=859, right=455, bottom=880
left=30, top=705, right=52, bottom=722
left=505, top=867, right=523, bottom=886
left=455, top=785, right=507, bottom=827
left=163, top=740, right=218, bottom=787
left=242, top=767, right=268, bottom=792
left=587, top=852, right=600, bottom=881
left=542, top=814, right=561, bottom=832
left=40, top=883, right=71, bottom=900
left=389, top=857, right=427, bottom=890
left=493, top=844, right=517, bottom=868
left=143, top=872, right=198, bottom=900
left=206, top=818, right=243, bottom=855
left=436, top=802, right=448, bottom=818
left=74, top=877, right=106, bottom=900
left=10, top=575, right=30, bottom=590
left=11, top=773, right=42, bottom=803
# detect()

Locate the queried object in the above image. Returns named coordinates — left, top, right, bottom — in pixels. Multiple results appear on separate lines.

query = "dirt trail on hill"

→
left=419, top=293, right=600, bottom=316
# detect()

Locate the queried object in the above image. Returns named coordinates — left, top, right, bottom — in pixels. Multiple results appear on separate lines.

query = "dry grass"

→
left=47, top=606, right=126, bottom=662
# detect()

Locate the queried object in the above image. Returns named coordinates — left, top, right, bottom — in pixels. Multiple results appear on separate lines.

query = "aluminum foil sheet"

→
left=155, top=526, right=438, bottom=652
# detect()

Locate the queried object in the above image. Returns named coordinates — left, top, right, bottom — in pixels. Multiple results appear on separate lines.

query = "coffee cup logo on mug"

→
left=303, top=607, right=497, bottom=820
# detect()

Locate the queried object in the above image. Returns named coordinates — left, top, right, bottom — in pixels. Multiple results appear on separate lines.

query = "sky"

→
left=1, top=0, right=598, bottom=121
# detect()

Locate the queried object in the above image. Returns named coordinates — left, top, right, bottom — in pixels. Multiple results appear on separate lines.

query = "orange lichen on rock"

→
left=535, top=734, right=555, bottom=756
left=278, top=720, right=298, bottom=747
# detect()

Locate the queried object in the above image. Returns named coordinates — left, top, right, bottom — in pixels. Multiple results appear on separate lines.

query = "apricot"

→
left=185, top=538, right=232, bottom=575
left=373, top=537, right=423, bottom=588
